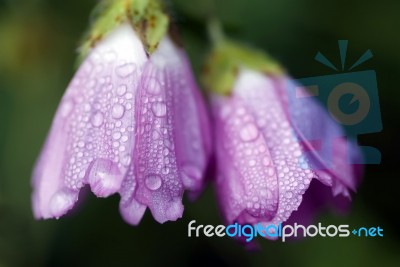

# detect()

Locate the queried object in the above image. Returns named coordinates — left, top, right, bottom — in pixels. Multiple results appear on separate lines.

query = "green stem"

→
left=207, top=17, right=225, bottom=46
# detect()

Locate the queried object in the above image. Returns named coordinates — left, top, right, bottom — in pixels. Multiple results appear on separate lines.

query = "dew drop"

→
left=113, top=132, right=121, bottom=140
left=121, top=135, right=128, bottom=142
left=77, top=141, right=85, bottom=148
left=240, top=123, right=259, bottom=142
left=126, top=93, right=133, bottom=100
left=161, top=167, right=170, bottom=175
left=116, top=63, right=136, bottom=77
left=84, top=103, right=91, bottom=112
left=145, top=174, right=162, bottom=190
left=163, top=148, right=169, bottom=156
left=91, top=112, right=104, bottom=127
left=294, top=150, right=302, bottom=157
left=116, top=85, right=127, bottom=96
left=285, top=191, right=293, bottom=199
left=112, top=104, right=125, bottom=119
left=152, top=131, right=160, bottom=140
left=248, top=159, right=256, bottom=167
left=78, top=170, right=86, bottom=179
left=151, top=102, right=167, bottom=117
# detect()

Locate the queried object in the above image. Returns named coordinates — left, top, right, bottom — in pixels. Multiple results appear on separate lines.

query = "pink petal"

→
left=132, top=37, right=210, bottom=223
left=32, top=24, right=147, bottom=219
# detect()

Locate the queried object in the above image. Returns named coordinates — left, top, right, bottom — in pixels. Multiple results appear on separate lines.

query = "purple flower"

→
left=32, top=23, right=211, bottom=224
left=210, top=68, right=362, bottom=229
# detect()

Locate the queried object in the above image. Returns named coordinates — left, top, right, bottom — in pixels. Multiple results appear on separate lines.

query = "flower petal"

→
left=212, top=95, right=279, bottom=224
left=134, top=37, right=210, bottom=222
left=279, top=78, right=363, bottom=195
left=212, top=68, right=363, bottom=228
left=32, top=24, right=148, bottom=219
left=171, top=52, right=212, bottom=196
left=119, top=164, right=146, bottom=225
left=212, top=69, right=315, bottom=225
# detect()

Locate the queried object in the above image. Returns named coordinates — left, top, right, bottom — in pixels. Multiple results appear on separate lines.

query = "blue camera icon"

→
left=286, top=40, right=382, bottom=167
left=296, top=71, right=382, bottom=137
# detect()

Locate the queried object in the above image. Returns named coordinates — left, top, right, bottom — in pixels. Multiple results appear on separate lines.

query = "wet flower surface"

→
left=210, top=68, right=362, bottom=228
left=32, top=24, right=211, bottom=224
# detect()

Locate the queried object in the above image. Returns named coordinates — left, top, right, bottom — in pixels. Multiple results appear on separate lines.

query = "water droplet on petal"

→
left=84, top=103, right=91, bottom=112
left=121, top=135, right=128, bottom=142
left=116, top=85, right=127, bottom=96
left=248, top=159, right=256, bottom=166
left=161, top=167, right=170, bottom=175
left=113, top=141, right=120, bottom=148
left=112, top=104, right=125, bottom=119
left=77, top=141, right=85, bottom=148
left=152, top=131, right=160, bottom=140
left=294, top=150, right=302, bottom=157
left=145, top=174, right=162, bottom=190
left=163, top=148, right=169, bottom=156
left=285, top=191, right=293, bottom=199
left=151, top=102, right=167, bottom=117
left=240, top=123, right=259, bottom=142
left=104, top=51, right=117, bottom=62
left=91, top=112, right=104, bottom=127
left=116, top=63, right=136, bottom=77
left=113, top=132, right=122, bottom=140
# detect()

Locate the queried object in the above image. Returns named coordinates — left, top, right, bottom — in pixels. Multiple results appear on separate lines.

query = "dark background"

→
left=0, top=0, right=399, bottom=266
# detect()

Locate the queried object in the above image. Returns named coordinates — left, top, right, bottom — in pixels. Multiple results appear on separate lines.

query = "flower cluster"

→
left=32, top=0, right=362, bottom=237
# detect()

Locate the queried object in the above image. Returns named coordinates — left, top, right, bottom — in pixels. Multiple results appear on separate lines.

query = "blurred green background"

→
left=1, top=0, right=399, bottom=266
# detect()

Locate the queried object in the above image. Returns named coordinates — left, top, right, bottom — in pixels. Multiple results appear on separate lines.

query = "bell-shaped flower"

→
left=203, top=40, right=362, bottom=229
left=32, top=0, right=211, bottom=224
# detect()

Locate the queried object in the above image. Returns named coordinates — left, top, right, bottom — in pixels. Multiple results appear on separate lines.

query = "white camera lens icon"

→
left=327, top=82, right=371, bottom=126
